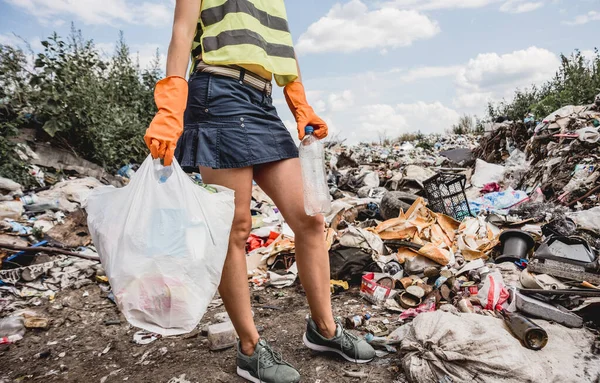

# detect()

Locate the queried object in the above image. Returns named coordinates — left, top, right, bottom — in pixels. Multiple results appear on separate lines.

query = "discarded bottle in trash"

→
left=20, top=194, right=38, bottom=206
left=154, top=159, right=173, bottom=183
left=24, top=199, right=60, bottom=212
left=345, top=313, right=371, bottom=329
left=299, top=126, right=331, bottom=216
left=364, top=333, right=398, bottom=347
left=500, top=310, right=548, bottom=350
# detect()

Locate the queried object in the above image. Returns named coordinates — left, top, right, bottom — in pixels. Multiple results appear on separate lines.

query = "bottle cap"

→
left=304, top=126, right=314, bottom=135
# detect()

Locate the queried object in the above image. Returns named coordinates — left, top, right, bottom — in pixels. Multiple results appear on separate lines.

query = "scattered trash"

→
left=498, top=230, right=535, bottom=263
left=0, top=99, right=599, bottom=381
left=207, top=321, right=237, bottom=351
left=133, top=331, right=160, bottom=345
left=0, top=316, right=25, bottom=338
left=423, top=173, right=472, bottom=221
left=499, top=309, right=548, bottom=350
left=360, top=272, right=392, bottom=305
left=345, top=313, right=371, bottom=329
left=24, top=317, right=50, bottom=330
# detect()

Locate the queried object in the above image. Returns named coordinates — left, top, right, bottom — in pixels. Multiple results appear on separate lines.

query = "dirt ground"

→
left=0, top=283, right=403, bottom=383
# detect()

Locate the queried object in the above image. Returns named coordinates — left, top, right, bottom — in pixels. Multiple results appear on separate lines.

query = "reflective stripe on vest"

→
left=193, top=0, right=298, bottom=87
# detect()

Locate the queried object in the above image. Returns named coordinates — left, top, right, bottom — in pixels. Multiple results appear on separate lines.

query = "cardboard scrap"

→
left=455, top=216, right=500, bottom=260
left=372, top=198, right=461, bottom=266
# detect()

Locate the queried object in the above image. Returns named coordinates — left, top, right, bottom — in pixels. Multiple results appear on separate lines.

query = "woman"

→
left=144, top=1, right=375, bottom=382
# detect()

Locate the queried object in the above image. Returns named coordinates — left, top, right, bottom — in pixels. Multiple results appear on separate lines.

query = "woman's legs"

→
left=199, top=166, right=259, bottom=355
left=254, top=158, right=337, bottom=338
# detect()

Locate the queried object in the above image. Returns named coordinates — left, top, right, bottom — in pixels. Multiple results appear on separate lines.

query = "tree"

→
left=0, top=26, right=164, bottom=182
left=451, top=114, right=475, bottom=134
left=488, top=49, right=600, bottom=122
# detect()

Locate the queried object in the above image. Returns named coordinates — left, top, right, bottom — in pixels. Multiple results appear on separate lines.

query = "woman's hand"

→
left=144, top=76, right=188, bottom=166
left=284, top=81, right=328, bottom=141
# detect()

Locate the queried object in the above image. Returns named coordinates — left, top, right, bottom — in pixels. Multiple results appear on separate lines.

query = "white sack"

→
left=399, top=311, right=600, bottom=383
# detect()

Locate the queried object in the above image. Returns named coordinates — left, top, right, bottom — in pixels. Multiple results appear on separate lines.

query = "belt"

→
left=195, top=60, right=273, bottom=97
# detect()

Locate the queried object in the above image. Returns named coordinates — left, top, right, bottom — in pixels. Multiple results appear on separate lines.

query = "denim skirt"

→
left=174, top=71, right=299, bottom=170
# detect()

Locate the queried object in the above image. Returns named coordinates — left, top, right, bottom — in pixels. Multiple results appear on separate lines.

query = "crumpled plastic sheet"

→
left=338, top=225, right=385, bottom=255
left=566, top=206, right=600, bottom=233
left=0, top=256, right=98, bottom=291
left=469, top=188, right=528, bottom=215
left=36, top=177, right=104, bottom=212
left=471, top=159, right=506, bottom=188
left=0, top=256, right=99, bottom=313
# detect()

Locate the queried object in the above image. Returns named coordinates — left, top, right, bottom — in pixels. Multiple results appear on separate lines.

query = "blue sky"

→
left=1, top=0, right=599, bottom=144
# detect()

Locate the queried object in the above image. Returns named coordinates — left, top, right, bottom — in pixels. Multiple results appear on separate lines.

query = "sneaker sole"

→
left=237, top=367, right=300, bottom=383
left=237, top=367, right=262, bottom=383
left=302, top=333, right=373, bottom=364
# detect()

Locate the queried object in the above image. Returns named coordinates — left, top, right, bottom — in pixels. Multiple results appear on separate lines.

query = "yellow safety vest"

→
left=192, top=0, right=298, bottom=87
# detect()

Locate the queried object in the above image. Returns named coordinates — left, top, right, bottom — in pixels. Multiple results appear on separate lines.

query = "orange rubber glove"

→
left=144, top=76, right=188, bottom=166
left=284, top=81, right=328, bottom=140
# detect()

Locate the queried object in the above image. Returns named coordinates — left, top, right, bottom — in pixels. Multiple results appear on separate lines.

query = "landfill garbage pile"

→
left=241, top=100, right=600, bottom=381
left=474, top=98, right=600, bottom=206
left=2, top=102, right=600, bottom=382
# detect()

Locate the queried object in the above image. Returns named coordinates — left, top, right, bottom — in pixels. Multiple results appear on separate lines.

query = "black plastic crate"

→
left=423, top=173, right=472, bottom=221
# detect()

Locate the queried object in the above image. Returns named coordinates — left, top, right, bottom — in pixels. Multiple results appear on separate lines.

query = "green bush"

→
left=0, top=45, right=35, bottom=186
left=0, top=27, right=162, bottom=183
left=488, top=49, right=600, bottom=121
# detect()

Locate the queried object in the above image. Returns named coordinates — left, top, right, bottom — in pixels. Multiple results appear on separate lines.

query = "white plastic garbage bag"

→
left=471, top=159, right=505, bottom=188
left=86, top=156, right=234, bottom=336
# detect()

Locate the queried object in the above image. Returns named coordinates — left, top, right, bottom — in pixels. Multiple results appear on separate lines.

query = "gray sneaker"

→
left=236, top=339, right=301, bottom=383
left=303, top=317, right=375, bottom=363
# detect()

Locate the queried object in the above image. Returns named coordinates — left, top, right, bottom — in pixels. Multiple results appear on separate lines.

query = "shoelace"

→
left=257, top=341, right=290, bottom=381
left=336, top=320, right=360, bottom=361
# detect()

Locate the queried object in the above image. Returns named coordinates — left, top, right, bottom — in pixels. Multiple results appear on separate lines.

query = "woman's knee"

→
left=289, top=213, right=325, bottom=236
left=229, top=213, right=252, bottom=246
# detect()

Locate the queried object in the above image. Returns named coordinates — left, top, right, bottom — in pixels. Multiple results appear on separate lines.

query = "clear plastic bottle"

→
left=299, top=126, right=331, bottom=216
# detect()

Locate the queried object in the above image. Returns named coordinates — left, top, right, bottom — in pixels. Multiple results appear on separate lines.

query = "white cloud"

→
left=359, top=104, right=408, bottom=138
left=139, top=2, right=173, bottom=26
left=328, top=90, right=355, bottom=112
left=0, top=33, right=22, bottom=46
left=382, top=0, right=498, bottom=10
left=395, top=101, right=461, bottom=134
left=456, top=47, right=559, bottom=91
left=563, top=10, right=600, bottom=25
left=357, top=101, right=460, bottom=140
left=4, top=0, right=173, bottom=27
left=306, top=89, right=355, bottom=113
left=0, top=33, right=44, bottom=52
left=399, top=65, right=462, bottom=82
left=499, top=0, right=544, bottom=13
left=453, top=91, right=495, bottom=109
left=132, top=43, right=166, bottom=70
left=582, top=49, right=598, bottom=62
left=296, top=0, right=440, bottom=55
left=279, top=46, right=564, bottom=144
left=306, top=90, right=326, bottom=113
left=381, top=0, right=546, bottom=12
left=453, top=46, right=560, bottom=109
